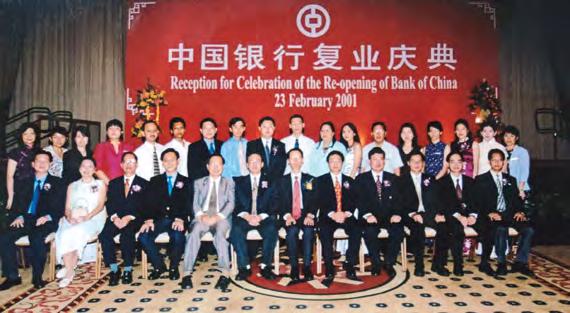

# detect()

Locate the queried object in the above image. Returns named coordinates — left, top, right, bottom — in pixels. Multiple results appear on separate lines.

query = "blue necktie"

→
left=294, top=138, right=299, bottom=149
left=28, top=179, right=41, bottom=215
left=167, top=176, right=173, bottom=196
left=264, top=142, right=271, bottom=166
left=209, top=142, right=215, bottom=155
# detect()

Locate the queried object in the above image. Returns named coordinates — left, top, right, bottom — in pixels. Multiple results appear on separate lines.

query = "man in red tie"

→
left=275, top=148, right=316, bottom=282
left=315, top=151, right=360, bottom=287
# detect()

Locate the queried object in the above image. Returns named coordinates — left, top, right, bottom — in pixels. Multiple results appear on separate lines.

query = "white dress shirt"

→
left=281, top=134, right=316, bottom=174
left=363, top=170, right=383, bottom=219
left=134, top=141, right=165, bottom=181
left=410, top=172, right=425, bottom=216
left=450, top=173, right=477, bottom=218
left=283, top=172, right=309, bottom=220
left=237, top=174, right=268, bottom=220
left=328, top=172, right=352, bottom=218
left=196, top=176, right=225, bottom=219
left=164, top=138, right=191, bottom=177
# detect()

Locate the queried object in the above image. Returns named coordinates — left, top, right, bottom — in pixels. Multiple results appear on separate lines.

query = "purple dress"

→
left=451, top=139, right=474, bottom=178
left=7, top=146, right=39, bottom=182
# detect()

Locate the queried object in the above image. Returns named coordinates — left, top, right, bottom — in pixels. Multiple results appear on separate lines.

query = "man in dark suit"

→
left=356, top=147, right=404, bottom=277
left=434, top=151, right=478, bottom=276
left=400, top=151, right=438, bottom=277
left=139, top=148, right=192, bottom=281
left=475, top=148, right=523, bottom=276
left=246, top=116, right=286, bottom=182
left=187, top=118, right=223, bottom=181
left=99, top=152, right=148, bottom=286
left=316, top=151, right=360, bottom=286
left=230, top=153, right=278, bottom=281
left=0, top=150, right=65, bottom=290
left=275, top=148, right=316, bottom=282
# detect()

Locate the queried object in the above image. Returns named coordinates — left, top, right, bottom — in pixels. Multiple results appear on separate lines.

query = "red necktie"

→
left=334, top=176, right=342, bottom=212
left=292, top=176, right=301, bottom=220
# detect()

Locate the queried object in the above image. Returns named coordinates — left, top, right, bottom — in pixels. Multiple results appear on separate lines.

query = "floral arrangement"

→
left=131, top=80, right=168, bottom=138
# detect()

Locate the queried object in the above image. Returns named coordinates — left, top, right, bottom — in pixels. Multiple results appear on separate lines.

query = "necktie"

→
left=209, top=141, right=215, bottom=155
left=153, top=145, right=160, bottom=176
left=294, top=138, right=299, bottom=149
left=292, top=176, right=301, bottom=220
left=238, top=141, right=248, bottom=175
left=124, top=178, right=130, bottom=198
left=28, top=179, right=41, bottom=215
left=251, top=176, right=258, bottom=215
left=264, top=142, right=271, bottom=167
left=207, top=180, right=218, bottom=216
left=455, top=178, right=462, bottom=200
left=334, top=176, right=342, bottom=212
left=376, top=175, right=382, bottom=200
left=167, top=176, right=173, bottom=196
left=496, top=174, right=506, bottom=212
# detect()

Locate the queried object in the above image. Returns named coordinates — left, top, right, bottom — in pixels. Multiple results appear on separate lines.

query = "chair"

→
left=230, top=229, right=280, bottom=275
left=15, top=232, right=57, bottom=281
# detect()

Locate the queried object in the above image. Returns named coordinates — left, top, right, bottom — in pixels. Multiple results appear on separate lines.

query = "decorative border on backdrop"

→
left=128, top=1, right=157, bottom=30
left=469, top=1, right=497, bottom=29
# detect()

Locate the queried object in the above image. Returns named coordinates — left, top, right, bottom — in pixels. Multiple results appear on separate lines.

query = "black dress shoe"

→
left=33, top=279, right=47, bottom=289
left=496, top=263, right=508, bottom=276
left=169, top=268, right=180, bottom=280
left=436, top=267, right=450, bottom=277
left=148, top=268, right=167, bottom=280
left=478, top=263, right=496, bottom=276
left=453, top=267, right=464, bottom=277
left=235, top=269, right=251, bottom=281
left=384, top=264, right=396, bottom=277
left=121, top=270, right=133, bottom=284
left=289, top=267, right=300, bottom=281
left=346, top=269, right=361, bottom=281
left=322, top=275, right=334, bottom=287
left=414, top=268, right=425, bottom=277
left=109, top=270, right=121, bottom=286
left=0, top=278, right=22, bottom=290
left=303, top=267, right=314, bottom=281
left=260, top=267, right=277, bottom=280
left=215, top=276, right=230, bottom=291
left=180, top=275, right=193, bottom=289
left=512, top=262, right=534, bottom=276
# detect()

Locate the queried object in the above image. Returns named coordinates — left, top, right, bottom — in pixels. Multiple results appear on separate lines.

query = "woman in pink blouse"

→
left=93, top=119, right=134, bottom=184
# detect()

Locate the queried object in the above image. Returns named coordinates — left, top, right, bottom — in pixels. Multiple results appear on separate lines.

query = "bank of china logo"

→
left=296, top=4, right=330, bottom=38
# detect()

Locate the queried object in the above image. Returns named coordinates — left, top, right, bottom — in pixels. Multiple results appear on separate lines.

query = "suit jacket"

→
left=233, top=174, right=276, bottom=217
left=474, top=171, right=522, bottom=222
left=11, top=174, right=65, bottom=222
left=274, top=173, right=316, bottom=221
left=355, top=171, right=402, bottom=222
left=437, top=174, right=476, bottom=218
left=246, top=138, right=286, bottom=182
left=400, top=173, right=438, bottom=220
left=106, top=175, right=148, bottom=221
left=315, top=173, right=357, bottom=223
left=192, top=176, right=235, bottom=219
left=144, top=173, right=192, bottom=222
left=187, top=139, right=223, bottom=181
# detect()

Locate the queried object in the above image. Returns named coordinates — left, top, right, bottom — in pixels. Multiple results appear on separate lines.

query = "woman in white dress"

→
left=55, top=157, right=107, bottom=288
left=340, top=122, right=362, bottom=178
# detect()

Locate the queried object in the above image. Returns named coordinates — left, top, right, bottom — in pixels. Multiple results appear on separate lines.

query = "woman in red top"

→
left=93, top=119, right=134, bottom=184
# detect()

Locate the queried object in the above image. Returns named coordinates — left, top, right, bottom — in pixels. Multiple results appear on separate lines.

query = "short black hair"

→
left=106, top=119, right=123, bottom=131
left=200, top=117, right=217, bottom=128
left=327, top=150, right=344, bottom=163
left=247, top=152, right=263, bottom=162
left=287, top=148, right=304, bottom=158
left=446, top=150, right=464, bottom=163
left=371, top=121, right=387, bottom=132
left=427, top=120, right=443, bottom=132
left=121, top=151, right=138, bottom=162
left=169, top=117, right=186, bottom=130
left=208, top=153, right=225, bottom=164
left=34, top=150, right=53, bottom=162
left=503, top=125, right=520, bottom=139
left=258, top=116, right=276, bottom=127
left=228, top=117, right=246, bottom=137
left=49, top=126, right=68, bottom=137
left=368, top=147, right=385, bottom=159
left=480, top=121, right=496, bottom=132
left=408, top=150, right=425, bottom=162
left=289, top=114, right=304, bottom=123
left=488, top=148, right=505, bottom=161
left=142, top=120, right=159, bottom=130
left=161, top=148, right=180, bottom=160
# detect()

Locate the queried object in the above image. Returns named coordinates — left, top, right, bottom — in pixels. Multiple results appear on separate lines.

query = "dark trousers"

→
left=511, top=221, right=534, bottom=264
left=99, top=219, right=137, bottom=267
left=433, top=219, right=465, bottom=270
left=285, top=222, right=315, bottom=270
left=475, top=217, right=499, bottom=265
left=0, top=217, right=55, bottom=281
left=404, top=217, right=427, bottom=270
left=229, top=216, right=278, bottom=269
left=363, top=221, right=404, bottom=267
left=138, top=218, right=186, bottom=270
left=319, top=217, right=361, bottom=275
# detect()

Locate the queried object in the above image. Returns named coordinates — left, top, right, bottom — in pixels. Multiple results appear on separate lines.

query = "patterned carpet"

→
left=1, top=251, right=569, bottom=313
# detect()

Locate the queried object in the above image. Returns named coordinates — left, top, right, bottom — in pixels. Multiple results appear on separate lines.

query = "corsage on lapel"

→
left=131, top=184, right=142, bottom=192
left=91, top=184, right=99, bottom=193
left=176, top=181, right=184, bottom=189
left=423, top=178, right=431, bottom=187
left=43, top=183, right=52, bottom=191
left=272, top=145, right=278, bottom=156
left=304, top=179, right=313, bottom=191
left=261, top=181, right=269, bottom=189
left=383, top=180, right=391, bottom=187
left=343, top=181, right=350, bottom=189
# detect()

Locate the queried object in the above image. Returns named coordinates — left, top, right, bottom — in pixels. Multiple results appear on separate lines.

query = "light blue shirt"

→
left=306, top=141, right=347, bottom=177
left=508, top=145, right=531, bottom=191
left=221, top=136, right=248, bottom=178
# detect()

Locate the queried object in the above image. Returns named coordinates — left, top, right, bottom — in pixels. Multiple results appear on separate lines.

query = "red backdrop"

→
left=125, top=0, right=498, bottom=146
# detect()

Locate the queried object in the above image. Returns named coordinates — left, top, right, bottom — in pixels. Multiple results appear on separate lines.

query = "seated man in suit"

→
left=434, top=151, right=477, bottom=276
left=475, top=148, right=524, bottom=276
left=187, top=118, right=223, bottom=181
left=275, top=148, right=316, bottom=282
left=316, top=151, right=361, bottom=286
left=181, top=154, right=235, bottom=291
left=246, top=116, right=286, bottom=183
left=99, top=152, right=148, bottom=286
left=230, top=153, right=278, bottom=281
left=139, top=148, right=191, bottom=281
left=400, top=151, right=438, bottom=277
left=0, top=150, right=65, bottom=290
left=356, top=147, right=404, bottom=277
